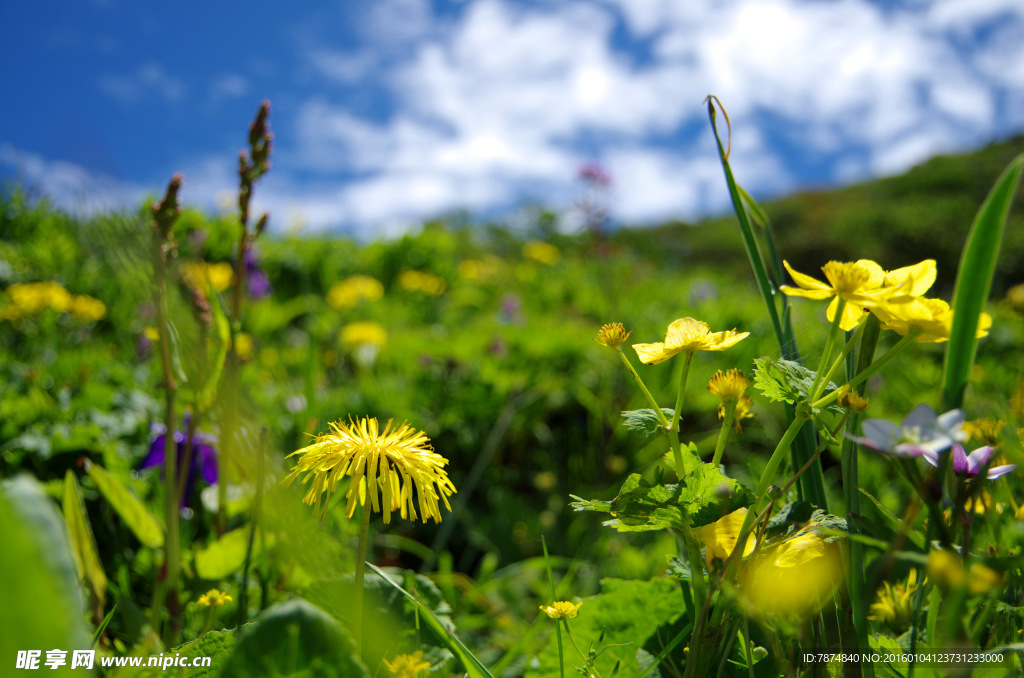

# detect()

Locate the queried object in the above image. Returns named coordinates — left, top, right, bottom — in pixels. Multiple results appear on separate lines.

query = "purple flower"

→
left=578, top=161, right=612, bottom=187
left=848, top=403, right=965, bottom=457
left=922, top=443, right=1016, bottom=479
left=140, top=414, right=218, bottom=507
left=245, top=249, right=272, bottom=299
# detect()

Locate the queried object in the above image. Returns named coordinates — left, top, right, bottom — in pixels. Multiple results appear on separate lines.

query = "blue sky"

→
left=2, top=0, right=1023, bottom=238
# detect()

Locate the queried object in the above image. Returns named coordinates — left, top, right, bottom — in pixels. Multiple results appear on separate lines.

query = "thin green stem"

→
left=812, top=328, right=923, bottom=410
left=816, top=318, right=867, bottom=399
left=616, top=348, right=686, bottom=476
left=737, top=414, right=807, bottom=545
left=541, top=536, right=565, bottom=678
left=711, top=402, right=736, bottom=467
left=353, top=503, right=371, bottom=655
left=563, top=621, right=602, bottom=678
left=808, top=298, right=847, bottom=403
left=671, top=351, right=695, bottom=438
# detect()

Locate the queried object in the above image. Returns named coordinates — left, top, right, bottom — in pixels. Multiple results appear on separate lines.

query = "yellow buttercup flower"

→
left=539, top=600, right=583, bottom=620
left=871, top=297, right=991, bottom=343
left=398, top=270, right=446, bottom=296
left=780, top=259, right=908, bottom=331
left=6, top=281, right=72, bottom=313
left=327, top=275, right=384, bottom=310
left=632, top=318, right=749, bottom=365
left=883, top=260, right=937, bottom=296
left=595, top=322, right=631, bottom=349
left=196, top=588, right=233, bottom=607
left=383, top=651, right=431, bottom=678
left=739, top=529, right=843, bottom=618
left=284, top=417, right=456, bottom=523
left=69, top=295, right=107, bottom=322
left=693, top=508, right=755, bottom=569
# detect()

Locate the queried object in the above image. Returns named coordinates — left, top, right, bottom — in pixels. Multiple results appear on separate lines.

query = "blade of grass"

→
left=706, top=96, right=827, bottom=510
left=365, top=562, right=495, bottom=678
left=941, top=153, right=1024, bottom=411
left=541, top=536, right=566, bottom=678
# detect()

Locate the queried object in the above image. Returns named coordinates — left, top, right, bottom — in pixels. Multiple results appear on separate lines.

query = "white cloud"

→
left=209, top=74, right=249, bottom=103
left=98, top=62, right=185, bottom=105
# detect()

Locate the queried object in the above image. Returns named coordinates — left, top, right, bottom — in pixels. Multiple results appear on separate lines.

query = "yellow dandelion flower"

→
left=693, top=508, right=756, bottom=569
left=595, top=322, right=631, bottom=349
left=962, top=418, right=1004, bottom=446
left=196, top=588, right=233, bottom=607
left=523, top=240, right=561, bottom=265
left=398, top=270, right=446, bottom=295
left=340, top=321, right=388, bottom=348
left=326, top=275, right=384, bottom=310
left=868, top=570, right=921, bottom=631
left=539, top=600, right=582, bottom=619
left=780, top=259, right=913, bottom=331
left=284, top=417, right=456, bottom=523
left=383, top=651, right=431, bottom=678
left=632, top=318, right=749, bottom=365
left=69, top=294, right=107, bottom=322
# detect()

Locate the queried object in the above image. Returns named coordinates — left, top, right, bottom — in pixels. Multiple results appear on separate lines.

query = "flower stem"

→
left=671, top=351, right=695, bottom=438
left=809, top=298, right=847, bottom=403
left=711, top=402, right=736, bottom=467
left=812, top=328, right=923, bottom=410
left=563, top=620, right=602, bottom=678
left=353, top=502, right=371, bottom=655
left=616, top=349, right=686, bottom=476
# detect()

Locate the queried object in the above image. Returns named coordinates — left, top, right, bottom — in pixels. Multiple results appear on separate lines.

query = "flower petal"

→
left=782, top=261, right=833, bottom=293
left=632, top=341, right=678, bottom=365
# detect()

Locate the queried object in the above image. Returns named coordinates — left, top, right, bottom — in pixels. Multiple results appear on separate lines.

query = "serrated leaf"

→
left=753, top=356, right=843, bottom=414
left=63, top=470, right=107, bottom=612
left=621, top=408, right=675, bottom=438
left=85, top=460, right=164, bottom=548
left=571, top=466, right=753, bottom=532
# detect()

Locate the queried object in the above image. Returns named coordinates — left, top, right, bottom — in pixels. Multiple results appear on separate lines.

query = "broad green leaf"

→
left=112, top=628, right=236, bottom=678
left=620, top=408, right=675, bottom=438
left=194, top=524, right=260, bottom=580
left=220, top=599, right=369, bottom=678
left=0, top=476, right=92, bottom=677
left=63, top=470, right=108, bottom=612
left=526, top=578, right=683, bottom=678
left=942, top=153, right=1024, bottom=410
left=85, top=460, right=164, bottom=548
left=753, top=356, right=843, bottom=415
left=678, top=463, right=755, bottom=528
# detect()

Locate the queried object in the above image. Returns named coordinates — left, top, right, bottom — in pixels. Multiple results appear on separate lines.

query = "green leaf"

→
left=942, top=152, right=1024, bottom=410
left=85, top=460, right=164, bottom=548
left=0, top=476, right=92, bottom=676
left=62, top=470, right=108, bottom=612
left=570, top=466, right=752, bottom=532
left=620, top=408, right=674, bottom=438
left=526, top=578, right=684, bottom=678
left=753, top=356, right=843, bottom=414
left=220, top=599, right=369, bottom=678
left=194, top=524, right=261, bottom=580
left=365, top=563, right=494, bottom=678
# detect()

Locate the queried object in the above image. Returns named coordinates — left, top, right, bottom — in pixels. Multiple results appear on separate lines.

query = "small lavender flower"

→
left=140, top=413, right=218, bottom=507
left=848, top=403, right=965, bottom=457
left=245, top=248, right=272, bottom=299
left=922, top=443, right=1016, bottom=479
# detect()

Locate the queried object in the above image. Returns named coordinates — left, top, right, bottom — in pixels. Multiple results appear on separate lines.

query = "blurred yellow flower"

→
left=197, top=588, right=233, bottom=607
left=234, top=332, right=254, bottom=361
left=595, top=322, right=631, bottom=349
left=383, top=651, right=431, bottom=678
left=180, top=261, right=234, bottom=293
left=523, top=240, right=561, bottom=265
left=963, top=418, right=1004, bottom=446
left=458, top=256, right=500, bottom=281
left=327, top=274, right=384, bottom=309
left=284, top=417, right=456, bottom=523
left=340, top=321, right=388, bottom=348
left=143, top=326, right=160, bottom=342
left=398, top=270, right=446, bottom=295
left=69, top=295, right=107, bottom=322
left=781, top=259, right=911, bottom=331
left=539, top=600, right=582, bottom=619
left=837, top=385, right=870, bottom=413
left=740, top=530, right=843, bottom=619
left=868, top=570, right=921, bottom=631
left=6, top=281, right=72, bottom=313
left=632, top=318, right=749, bottom=365
left=927, top=549, right=1002, bottom=595
left=694, top=508, right=755, bottom=569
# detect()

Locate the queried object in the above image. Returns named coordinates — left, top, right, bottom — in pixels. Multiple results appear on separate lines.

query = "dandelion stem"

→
left=353, top=502, right=371, bottom=655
